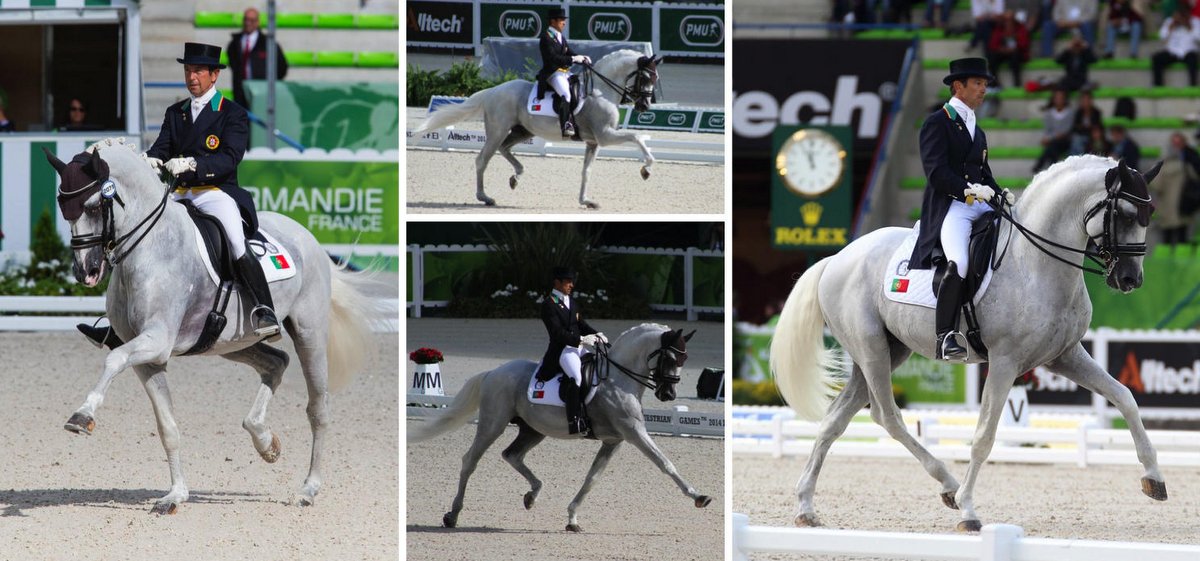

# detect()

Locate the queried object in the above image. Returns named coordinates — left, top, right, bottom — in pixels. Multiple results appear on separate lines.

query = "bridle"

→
left=582, top=55, right=658, bottom=107
left=593, top=332, right=687, bottom=395
left=990, top=164, right=1153, bottom=277
left=56, top=161, right=174, bottom=267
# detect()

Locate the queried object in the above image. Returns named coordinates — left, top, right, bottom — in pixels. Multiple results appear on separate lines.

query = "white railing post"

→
left=772, top=414, right=784, bottom=459
left=1076, top=422, right=1091, bottom=468
left=411, top=244, right=423, bottom=318
left=731, top=513, right=750, bottom=561
left=980, top=524, right=1023, bottom=561
left=685, top=247, right=696, bottom=321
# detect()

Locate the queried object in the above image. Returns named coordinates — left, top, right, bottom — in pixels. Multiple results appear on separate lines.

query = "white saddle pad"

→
left=883, top=222, right=994, bottom=309
left=192, top=227, right=299, bottom=286
left=526, top=363, right=598, bottom=407
left=526, top=87, right=586, bottom=117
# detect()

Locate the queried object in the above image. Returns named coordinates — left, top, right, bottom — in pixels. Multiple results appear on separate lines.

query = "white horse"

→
left=771, top=156, right=1165, bottom=531
left=409, top=324, right=712, bottom=531
left=44, top=138, right=377, bottom=513
left=414, top=49, right=660, bottom=209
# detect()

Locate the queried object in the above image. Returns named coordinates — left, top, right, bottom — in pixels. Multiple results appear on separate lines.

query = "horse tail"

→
left=408, top=372, right=486, bottom=443
left=414, top=90, right=488, bottom=132
left=770, top=257, right=841, bottom=421
left=326, top=263, right=375, bottom=392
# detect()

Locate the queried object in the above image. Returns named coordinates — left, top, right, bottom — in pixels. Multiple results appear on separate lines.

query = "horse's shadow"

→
left=405, top=524, right=667, bottom=537
left=0, top=487, right=271, bottom=517
left=405, top=201, right=525, bottom=210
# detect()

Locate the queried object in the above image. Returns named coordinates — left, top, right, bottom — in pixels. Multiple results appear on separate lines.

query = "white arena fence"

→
left=407, top=394, right=724, bottom=438
left=0, top=296, right=400, bottom=333
left=406, top=127, right=723, bottom=164
left=732, top=513, right=1200, bottom=561
left=731, top=406, right=1200, bottom=467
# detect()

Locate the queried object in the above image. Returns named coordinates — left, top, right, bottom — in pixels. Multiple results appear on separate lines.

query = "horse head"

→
left=648, top=327, right=695, bottom=402
left=630, top=55, right=662, bottom=112
left=1090, top=158, right=1160, bottom=293
left=593, top=50, right=660, bottom=112
left=43, top=138, right=165, bottom=286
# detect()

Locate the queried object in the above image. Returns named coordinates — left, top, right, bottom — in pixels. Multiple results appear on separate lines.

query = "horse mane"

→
left=592, top=49, right=650, bottom=80
left=1017, top=154, right=1115, bottom=212
left=85, top=137, right=165, bottom=193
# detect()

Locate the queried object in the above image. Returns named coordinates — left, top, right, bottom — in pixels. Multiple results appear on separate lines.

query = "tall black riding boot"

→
left=562, top=378, right=584, bottom=434
left=234, top=248, right=282, bottom=342
left=77, top=323, right=124, bottom=350
left=554, top=95, right=575, bottom=139
left=936, top=262, right=968, bottom=362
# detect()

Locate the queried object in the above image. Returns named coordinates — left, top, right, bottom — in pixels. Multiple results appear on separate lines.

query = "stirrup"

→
left=937, top=331, right=968, bottom=362
left=251, top=305, right=282, bottom=342
left=561, top=123, right=575, bottom=139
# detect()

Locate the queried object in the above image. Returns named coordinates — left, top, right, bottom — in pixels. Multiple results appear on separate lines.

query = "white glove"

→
left=164, top=157, right=197, bottom=176
left=595, top=332, right=608, bottom=345
left=571, top=55, right=590, bottom=64
left=143, top=154, right=163, bottom=170
left=963, top=183, right=995, bottom=202
left=1000, top=188, right=1016, bottom=205
left=579, top=334, right=600, bottom=348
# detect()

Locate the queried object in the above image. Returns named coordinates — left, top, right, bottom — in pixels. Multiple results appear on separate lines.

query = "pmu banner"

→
left=568, top=2, right=652, bottom=42
left=733, top=39, right=909, bottom=160
left=240, top=159, right=399, bottom=251
left=658, top=3, right=724, bottom=56
left=406, top=0, right=473, bottom=47
left=480, top=1, right=554, bottom=39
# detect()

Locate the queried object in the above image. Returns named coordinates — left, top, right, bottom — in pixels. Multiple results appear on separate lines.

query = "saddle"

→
left=536, top=73, right=582, bottom=113
left=931, top=211, right=1002, bottom=359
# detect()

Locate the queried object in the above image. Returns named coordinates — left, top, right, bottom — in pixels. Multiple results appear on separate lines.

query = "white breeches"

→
left=171, top=188, right=247, bottom=258
left=939, top=198, right=992, bottom=277
left=558, top=345, right=586, bottom=386
left=549, top=71, right=571, bottom=103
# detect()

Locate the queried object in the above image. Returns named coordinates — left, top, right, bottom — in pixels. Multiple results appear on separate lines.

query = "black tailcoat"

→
left=225, top=32, right=290, bottom=109
left=909, top=103, right=999, bottom=269
left=536, top=30, right=578, bottom=84
left=146, top=91, right=258, bottom=235
left=534, top=293, right=598, bottom=381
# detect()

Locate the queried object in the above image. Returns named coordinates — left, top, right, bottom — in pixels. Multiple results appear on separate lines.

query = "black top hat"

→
left=548, top=7, right=568, bottom=20
left=552, top=266, right=576, bottom=281
left=176, top=42, right=227, bottom=69
left=942, top=57, right=995, bottom=85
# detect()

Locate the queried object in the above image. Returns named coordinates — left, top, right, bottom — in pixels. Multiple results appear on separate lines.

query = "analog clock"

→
left=775, top=129, right=847, bottom=197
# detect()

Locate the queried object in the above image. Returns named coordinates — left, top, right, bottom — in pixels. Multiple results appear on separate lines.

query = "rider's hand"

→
left=1000, top=187, right=1016, bottom=205
left=571, top=55, right=588, bottom=64
left=164, top=157, right=197, bottom=176
left=143, top=154, right=164, bottom=170
left=964, top=183, right=995, bottom=202
left=595, top=332, right=609, bottom=345
left=579, top=334, right=600, bottom=348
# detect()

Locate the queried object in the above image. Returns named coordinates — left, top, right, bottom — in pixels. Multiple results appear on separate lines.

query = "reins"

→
left=593, top=340, right=683, bottom=391
left=581, top=60, right=655, bottom=106
left=65, top=169, right=176, bottom=267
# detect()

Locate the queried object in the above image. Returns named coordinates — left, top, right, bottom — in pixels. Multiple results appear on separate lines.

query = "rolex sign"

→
left=771, top=125, right=853, bottom=250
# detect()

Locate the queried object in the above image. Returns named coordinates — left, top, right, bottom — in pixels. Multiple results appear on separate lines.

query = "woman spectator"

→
left=987, top=10, right=1031, bottom=87
left=1069, top=89, right=1104, bottom=154
left=1103, top=0, right=1144, bottom=59
left=1151, top=132, right=1200, bottom=245
left=1033, top=89, right=1076, bottom=172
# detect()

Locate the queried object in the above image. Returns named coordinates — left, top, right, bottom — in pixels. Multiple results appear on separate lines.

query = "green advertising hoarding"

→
left=567, top=3, right=652, bottom=42
left=658, top=5, right=724, bottom=55
left=616, top=106, right=724, bottom=133
left=771, top=126, right=853, bottom=250
left=245, top=81, right=399, bottom=151
left=480, top=2, right=549, bottom=39
left=238, top=159, right=398, bottom=250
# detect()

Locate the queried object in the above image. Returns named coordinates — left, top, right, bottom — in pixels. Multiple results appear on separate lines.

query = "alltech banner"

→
left=1106, top=341, right=1200, bottom=408
left=407, top=0, right=474, bottom=48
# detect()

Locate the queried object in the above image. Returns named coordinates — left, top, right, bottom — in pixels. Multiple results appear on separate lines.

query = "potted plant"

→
left=409, top=347, right=445, bottom=396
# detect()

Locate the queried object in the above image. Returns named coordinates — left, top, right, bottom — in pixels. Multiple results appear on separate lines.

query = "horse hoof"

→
left=524, top=491, right=537, bottom=510
left=65, top=413, right=95, bottom=435
left=295, top=494, right=315, bottom=507
left=941, top=491, right=959, bottom=510
left=260, top=433, right=282, bottom=463
left=695, top=495, right=712, bottom=508
left=640, top=166, right=650, bottom=180
left=443, top=513, right=457, bottom=528
left=565, top=523, right=583, bottom=533
left=1141, top=477, right=1168, bottom=501
left=956, top=519, right=982, bottom=533
left=150, top=501, right=178, bottom=515
left=509, top=175, right=519, bottom=189
left=794, top=513, right=821, bottom=527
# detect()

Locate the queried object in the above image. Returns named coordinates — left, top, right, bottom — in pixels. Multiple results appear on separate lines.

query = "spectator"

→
left=1151, top=8, right=1200, bottom=86
left=1056, top=32, right=1098, bottom=91
left=226, top=7, right=290, bottom=110
left=1033, top=88, right=1076, bottom=172
left=1103, top=0, right=1144, bottom=59
left=925, top=0, right=953, bottom=30
left=1151, top=132, right=1200, bottom=245
left=1042, top=0, right=1098, bottom=57
left=1069, top=89, right=1104, bottom=153
left=882, top=0, right=914, bottom=24
left=987, top=10, right=1031, bottom=87
left=0, top=87, right=13, bottom=132
left=1082, top=124, right=1112, bottom=155
left=1108, top=124, right=1142, bottom=170
left=58, top=98, right=103, bottom=132
left=1006, top=0, right=1041, bottom=30
left=970, top=0, right=1007, bottom=51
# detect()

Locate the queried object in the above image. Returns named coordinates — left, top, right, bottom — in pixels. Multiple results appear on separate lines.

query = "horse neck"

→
left=109, top=171, right=193, bottom=269
left=1007, top=161, right=1108, bottom=275
left=604, top=328, right=657, bottom=396
left=588, top=53, right=637, bottom=104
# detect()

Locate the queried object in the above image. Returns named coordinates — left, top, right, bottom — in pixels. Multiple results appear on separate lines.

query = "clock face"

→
left=775, top=129, right=846, bottom=197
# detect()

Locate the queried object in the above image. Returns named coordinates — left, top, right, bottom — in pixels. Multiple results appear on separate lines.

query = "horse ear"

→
left=683, top=329, right=696, bottom=342
left=654, top=56, right=663, bottom=65
left=42, top=146, right=67, bottom=176
left=83, top=151, right=107, bottom=180
left=1142, top=160, right=1164, bottom=184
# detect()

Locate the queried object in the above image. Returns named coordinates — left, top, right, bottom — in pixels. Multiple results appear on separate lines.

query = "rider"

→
left=534, top=267, right=607, bottom=436
left=536, top=7, right=590, bottom=139
left=909, top=58, right=1011, bottom=362
left=79, top=43, right=279, bottom=348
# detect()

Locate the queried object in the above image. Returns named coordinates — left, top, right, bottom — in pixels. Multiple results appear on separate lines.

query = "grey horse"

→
left=44, top=138, right=377, bottom=513
left=414, top=49, right=660, bottom=209
left=409, top=323, right=712, bottom=531
left=770, top=155, right=1165, bottom=532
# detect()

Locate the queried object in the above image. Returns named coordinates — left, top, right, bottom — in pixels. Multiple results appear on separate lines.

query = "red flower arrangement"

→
left=410, top=347, right=444, bottom=365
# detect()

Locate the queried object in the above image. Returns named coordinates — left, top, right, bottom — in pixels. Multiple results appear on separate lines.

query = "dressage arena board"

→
left=0, top=331, right=398, bottom=560
left=405, top=317, right=725, bottom=560
left=404, top=110, right=724, bottom=213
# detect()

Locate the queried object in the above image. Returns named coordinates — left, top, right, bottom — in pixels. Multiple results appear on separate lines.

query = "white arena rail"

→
left=732, top=513, right=1200, bottom=561
left=406, top=127, right=724, bottom=164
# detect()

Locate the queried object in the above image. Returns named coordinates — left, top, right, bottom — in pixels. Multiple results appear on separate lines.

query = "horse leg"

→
left=499, top=126, right=532, bottom=190
left=579, top=142, right=600, bottom=209
left=223, top=343, right=290, bottom=464
left=501, top=418, right=547, bottom=510
left=794, top=364, right=871, bottom=527
left=953, top=359, right=1021, bottom=532
left=135, top=363, right=189, bottom=515
left=474, top=119, right=511, bottom=206
left=564, top=441, right=621, bottom=532
left=620, top=425, right=712, bottom=508
left=444, top=417, right=509, bottom=528
left=1046, top=343, right=1166, bottom=500
left=283, top=316, right=330, bottom=506
left=66, top=328, right=170, bottom=435
left=593, top=126, right=654, bottom=180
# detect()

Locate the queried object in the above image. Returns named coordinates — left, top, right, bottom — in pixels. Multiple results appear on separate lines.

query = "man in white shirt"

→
left=1151, top=8, right=1200, bottom=86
